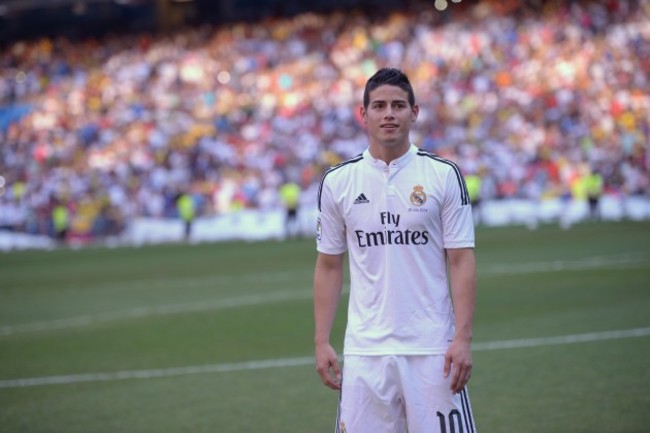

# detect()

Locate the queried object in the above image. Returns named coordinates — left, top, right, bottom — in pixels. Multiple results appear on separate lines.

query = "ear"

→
left=411, top=104, right=419, bottom=123
left=359, top=106, right=367, bottom=123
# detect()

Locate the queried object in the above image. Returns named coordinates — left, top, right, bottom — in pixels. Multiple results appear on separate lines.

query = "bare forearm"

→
left=448, top=248, right=476, bottom=341
left=313, top=253, right=344, bottom=344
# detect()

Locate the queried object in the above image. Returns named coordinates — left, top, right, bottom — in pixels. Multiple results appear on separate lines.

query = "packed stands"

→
left=0, top=0, right=648, bottom=244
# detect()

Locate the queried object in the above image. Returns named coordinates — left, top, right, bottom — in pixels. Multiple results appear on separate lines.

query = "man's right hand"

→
left=315, top=342, right=342, bottom=390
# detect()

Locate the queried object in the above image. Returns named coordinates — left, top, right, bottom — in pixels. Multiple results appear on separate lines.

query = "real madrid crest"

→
left=409, top=185, right=426, bottom=206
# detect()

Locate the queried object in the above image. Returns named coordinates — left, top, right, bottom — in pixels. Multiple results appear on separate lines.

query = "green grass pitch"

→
left=1, top=220, right=649, bottom=432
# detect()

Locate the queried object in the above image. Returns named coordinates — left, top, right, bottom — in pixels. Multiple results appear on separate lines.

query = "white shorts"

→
left=336, top=355, right=476, bottom=433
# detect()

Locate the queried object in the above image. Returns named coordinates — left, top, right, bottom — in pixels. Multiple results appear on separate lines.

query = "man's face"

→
left=361, top=84, right=419, bottom=151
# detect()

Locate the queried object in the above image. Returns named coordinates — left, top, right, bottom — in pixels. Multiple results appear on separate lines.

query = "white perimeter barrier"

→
left=1, top=196, right=649, bottom=251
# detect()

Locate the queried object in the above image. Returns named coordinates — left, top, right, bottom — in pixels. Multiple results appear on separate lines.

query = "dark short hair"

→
left=363, top=67, right=415, bottom=109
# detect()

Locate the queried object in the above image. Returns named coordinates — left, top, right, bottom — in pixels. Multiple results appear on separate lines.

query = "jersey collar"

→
left=363, top=143, right=418, bottom=169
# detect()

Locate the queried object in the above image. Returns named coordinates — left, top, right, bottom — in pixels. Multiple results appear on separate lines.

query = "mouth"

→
left=381, top=124, right=399, bottom=129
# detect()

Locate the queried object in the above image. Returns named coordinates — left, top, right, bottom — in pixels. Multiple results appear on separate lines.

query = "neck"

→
left=368, top=141, right=411, bottom=164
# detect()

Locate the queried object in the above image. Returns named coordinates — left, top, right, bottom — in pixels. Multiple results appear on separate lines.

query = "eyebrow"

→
left=370, top=99, right=408, bottom=105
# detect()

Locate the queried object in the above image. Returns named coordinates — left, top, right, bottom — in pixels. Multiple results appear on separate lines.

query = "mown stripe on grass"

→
left=1, top=268, right=314, bottom=294
left=1, top=253, right=648, bottom=337
left=1, top=289, right=313, bottom=336
left=1, top=327, right=649, bottom=389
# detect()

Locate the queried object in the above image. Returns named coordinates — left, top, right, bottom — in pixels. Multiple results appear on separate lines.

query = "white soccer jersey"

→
left=317, top=144, right=475, bottom=355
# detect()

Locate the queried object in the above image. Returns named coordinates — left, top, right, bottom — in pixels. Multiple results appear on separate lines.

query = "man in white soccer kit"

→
left=313, top=68, right=477, bottom=433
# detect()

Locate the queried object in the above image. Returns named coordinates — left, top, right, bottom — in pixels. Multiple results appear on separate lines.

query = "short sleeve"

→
left=441, top=166, right=475, bottom=249
left=316, top=176, right=348, bottom=255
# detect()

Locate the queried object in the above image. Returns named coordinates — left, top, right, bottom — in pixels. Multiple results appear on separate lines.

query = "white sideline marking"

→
left=479, top=253, right=649, bottom=276
left=2, top=253, right=648, bottom=337
left=471, top=327, right=650, bottom=350
left=1, top=327, right=649, bottom=389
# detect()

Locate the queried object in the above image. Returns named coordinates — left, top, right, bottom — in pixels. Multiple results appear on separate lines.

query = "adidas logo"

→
left=353, top=193, right=370, bottom=204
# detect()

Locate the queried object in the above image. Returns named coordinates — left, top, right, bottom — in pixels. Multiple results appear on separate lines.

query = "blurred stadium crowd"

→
left=0, top=0, right=649, bottom=242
